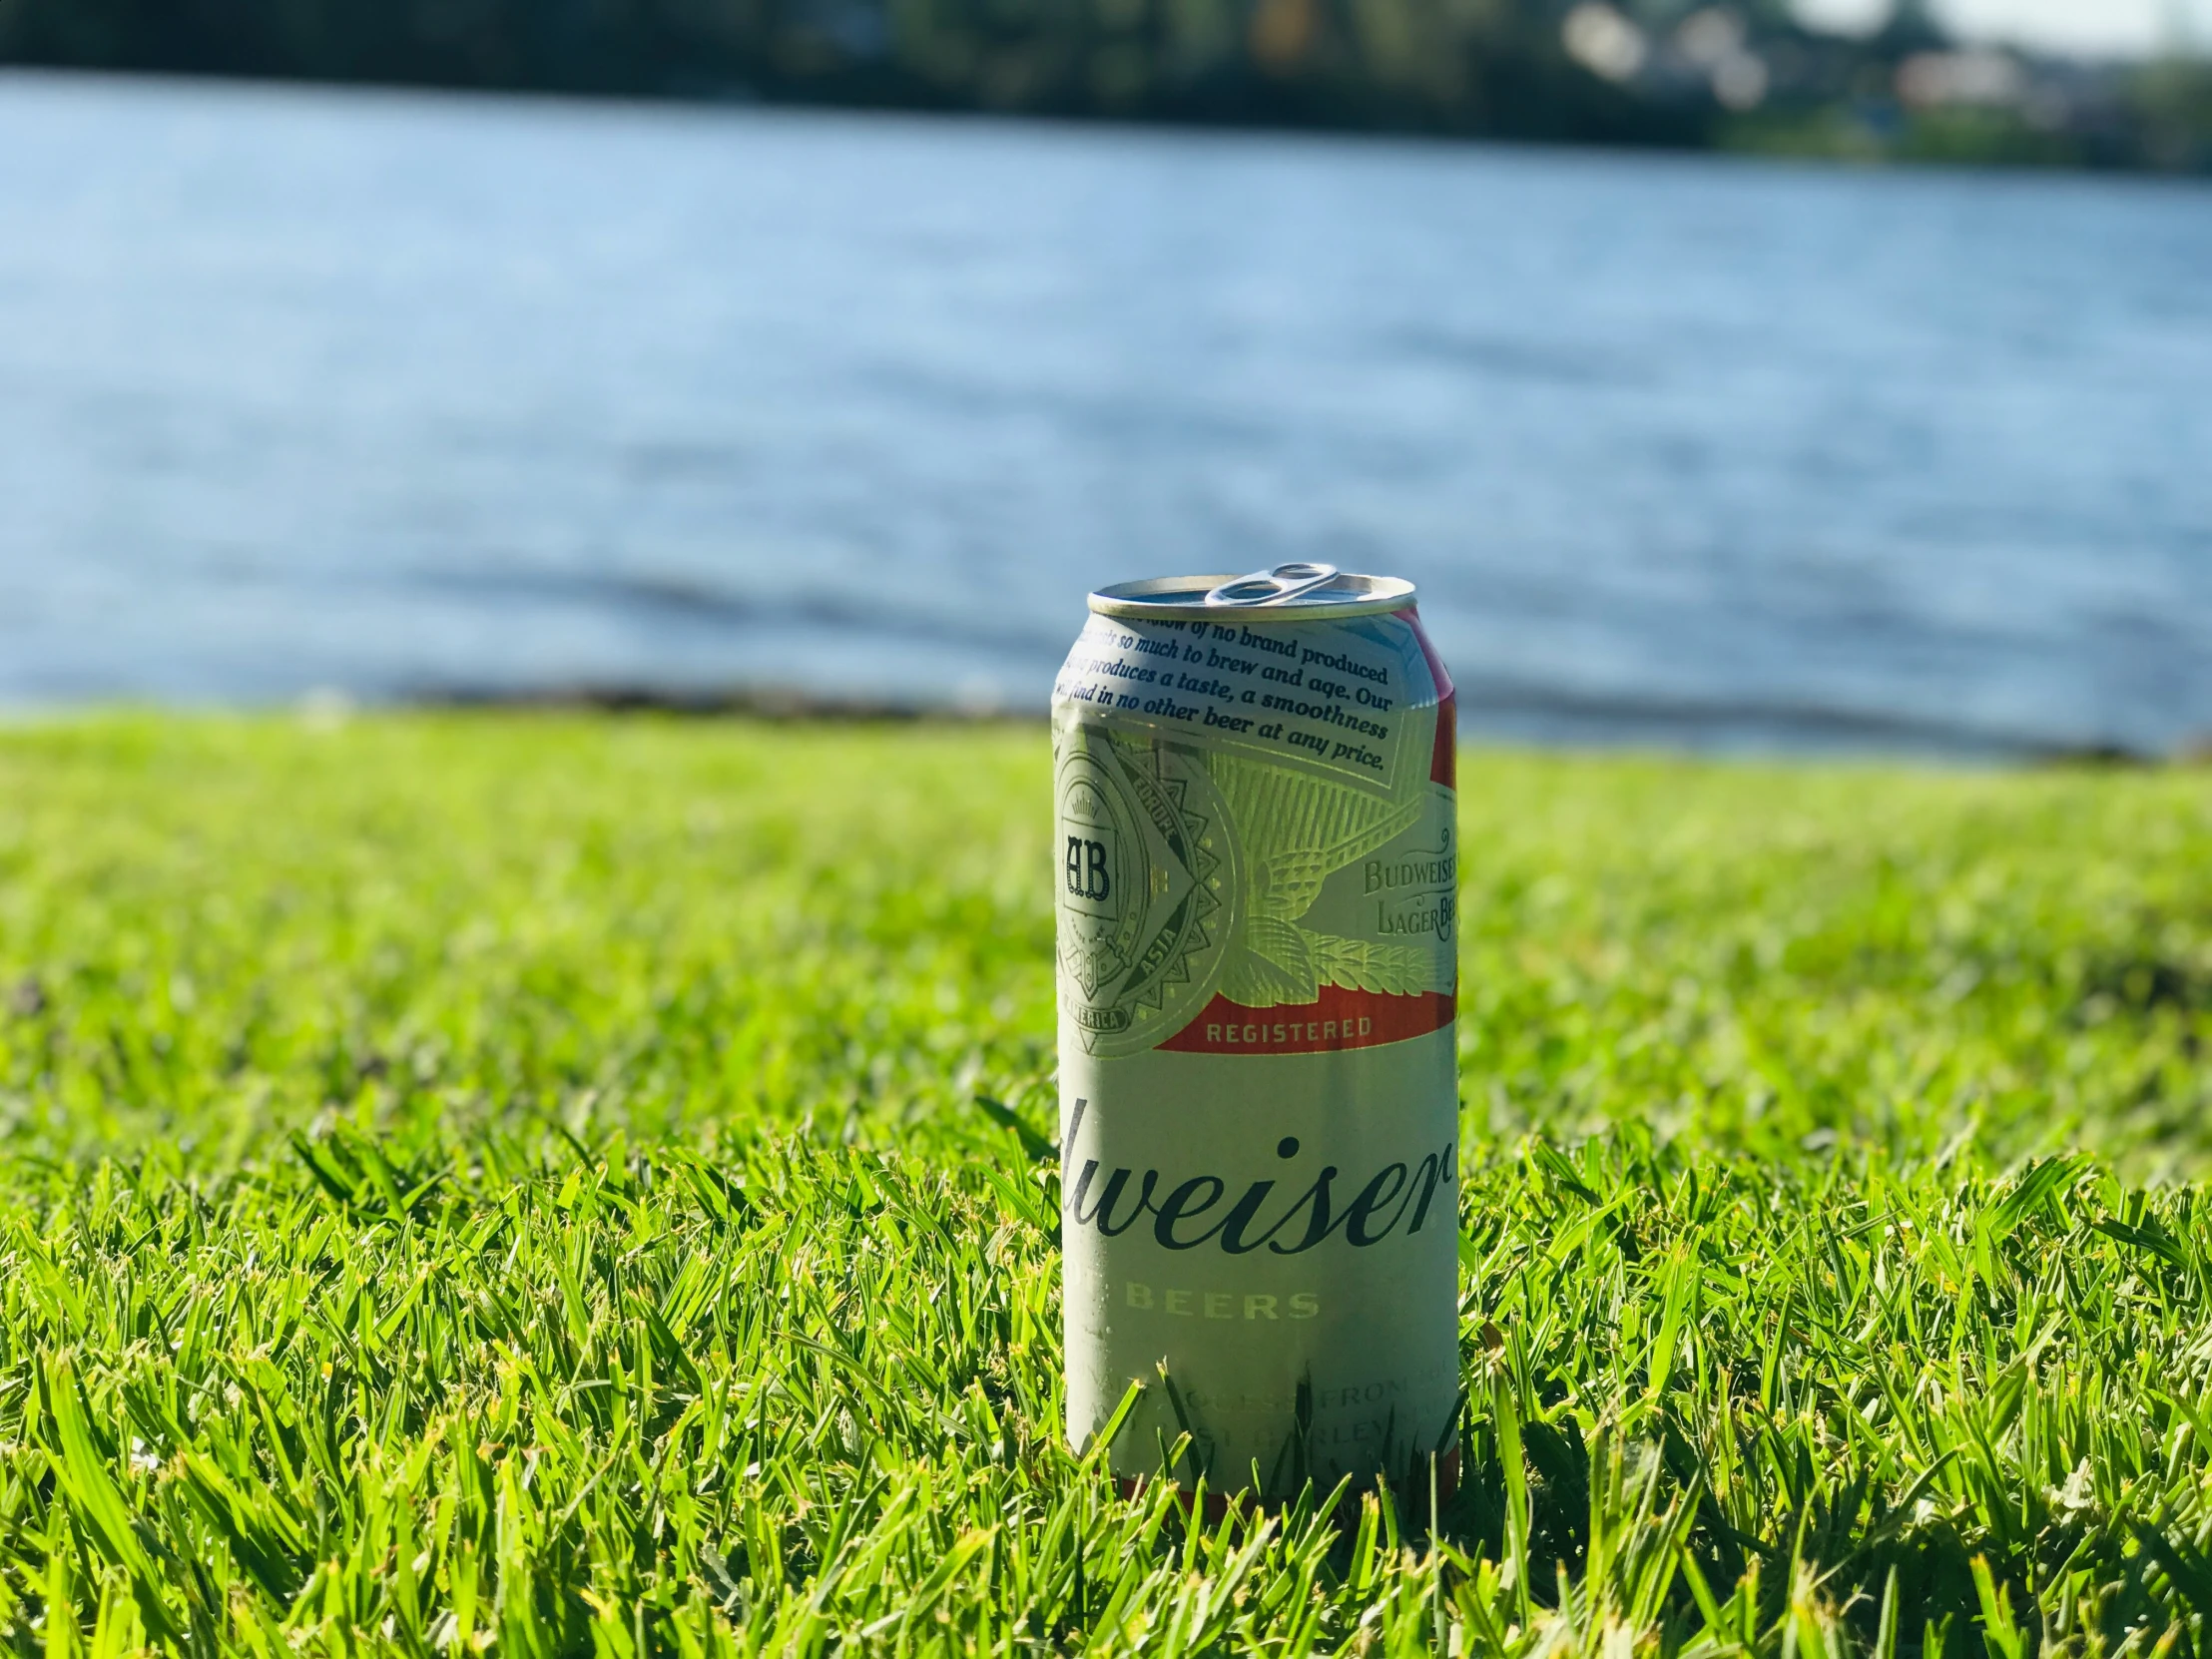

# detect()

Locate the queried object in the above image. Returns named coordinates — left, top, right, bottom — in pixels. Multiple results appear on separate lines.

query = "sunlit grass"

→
left=1, top=713, right=2209, bottom=1654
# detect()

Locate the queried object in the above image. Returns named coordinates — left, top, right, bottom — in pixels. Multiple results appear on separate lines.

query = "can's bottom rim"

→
left=1112, top=1444, right=1459, bottom=1526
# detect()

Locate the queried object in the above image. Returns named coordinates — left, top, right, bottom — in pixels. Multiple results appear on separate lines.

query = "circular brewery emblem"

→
left=1054, top=732, right=1238, bottom=1056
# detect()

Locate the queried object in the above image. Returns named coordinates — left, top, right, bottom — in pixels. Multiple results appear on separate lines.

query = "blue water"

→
left=3, top=70, right=2209, bottom=754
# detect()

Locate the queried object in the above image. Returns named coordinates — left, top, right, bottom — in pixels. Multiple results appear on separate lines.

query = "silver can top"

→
left=1089, top=562, right=1416, bottom=622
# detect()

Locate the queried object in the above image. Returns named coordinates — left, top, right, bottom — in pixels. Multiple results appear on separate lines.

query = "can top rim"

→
left=1089, top=565, right=1416, bottom=621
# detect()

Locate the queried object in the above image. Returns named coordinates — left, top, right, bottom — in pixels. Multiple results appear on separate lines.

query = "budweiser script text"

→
left=1060, top=1099, right=1456, bottom=1255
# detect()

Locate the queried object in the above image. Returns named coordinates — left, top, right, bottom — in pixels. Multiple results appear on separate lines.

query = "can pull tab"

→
left=1202, top=562, right=1340, bottom=608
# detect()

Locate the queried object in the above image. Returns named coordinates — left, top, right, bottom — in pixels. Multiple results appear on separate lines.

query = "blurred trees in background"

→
left=0, top=0, right=1697, bottom=142
left=0, top=0, right=2205, bottom=167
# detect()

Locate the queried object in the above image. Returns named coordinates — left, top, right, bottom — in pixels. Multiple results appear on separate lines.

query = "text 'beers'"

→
left=1123, top=1285, right=1322, bottom=1319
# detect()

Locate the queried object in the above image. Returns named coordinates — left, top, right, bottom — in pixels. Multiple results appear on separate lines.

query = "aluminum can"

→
left=1053, top=563, right=1459, bottom=1500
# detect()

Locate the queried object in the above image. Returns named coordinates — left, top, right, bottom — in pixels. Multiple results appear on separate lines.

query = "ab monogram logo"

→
left=1052, top=727, right=1238, bottom=1056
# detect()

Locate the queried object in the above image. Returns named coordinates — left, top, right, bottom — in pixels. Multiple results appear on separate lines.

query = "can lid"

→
left=1089, top=563, right=1416, bottom=622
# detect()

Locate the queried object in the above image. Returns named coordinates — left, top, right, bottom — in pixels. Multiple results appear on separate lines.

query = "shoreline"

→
left=4, top=687, right=2195, bottom=767
left=405, top=682, right=2181, bottom=768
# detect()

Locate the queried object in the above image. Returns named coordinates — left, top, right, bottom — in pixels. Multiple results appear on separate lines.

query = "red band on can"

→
left=1159, top=986, right=1454, bottom=1055
left=1397, top=607, right=1457, bottom=790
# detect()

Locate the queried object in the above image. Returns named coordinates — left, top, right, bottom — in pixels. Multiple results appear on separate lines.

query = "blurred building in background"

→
left=2, top=0, right=2207, bottom=168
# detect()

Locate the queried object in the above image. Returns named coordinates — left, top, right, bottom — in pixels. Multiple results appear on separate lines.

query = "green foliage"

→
left=1, top=713, right=2210, bottom=1654
left=2131, top=54, right=2212, bottom=171
left=0, top=0, right=1703, bottom=144
left=3, top=0, right=2207, bottom=170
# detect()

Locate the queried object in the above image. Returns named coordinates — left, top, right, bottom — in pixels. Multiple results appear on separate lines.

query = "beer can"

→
left=1053, top=562, right=1459, bottom=1501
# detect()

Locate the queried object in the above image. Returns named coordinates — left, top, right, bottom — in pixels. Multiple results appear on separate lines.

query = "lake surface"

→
left=4, top=71, right=2209, bottom=755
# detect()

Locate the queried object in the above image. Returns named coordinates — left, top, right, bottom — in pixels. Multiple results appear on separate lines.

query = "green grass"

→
left=2, top=713, right=2210, bottom=1656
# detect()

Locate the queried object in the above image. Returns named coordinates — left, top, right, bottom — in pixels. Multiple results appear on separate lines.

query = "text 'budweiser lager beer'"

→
left=1053, top=562, right=1459, bottom=1501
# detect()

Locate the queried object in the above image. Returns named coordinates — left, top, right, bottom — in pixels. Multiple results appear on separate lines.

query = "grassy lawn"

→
left=2, top=713, right=2210, bottom=1656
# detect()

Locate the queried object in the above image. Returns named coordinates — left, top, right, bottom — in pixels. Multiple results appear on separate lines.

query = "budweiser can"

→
left=1053, top=562, right=1459, bottom=1500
